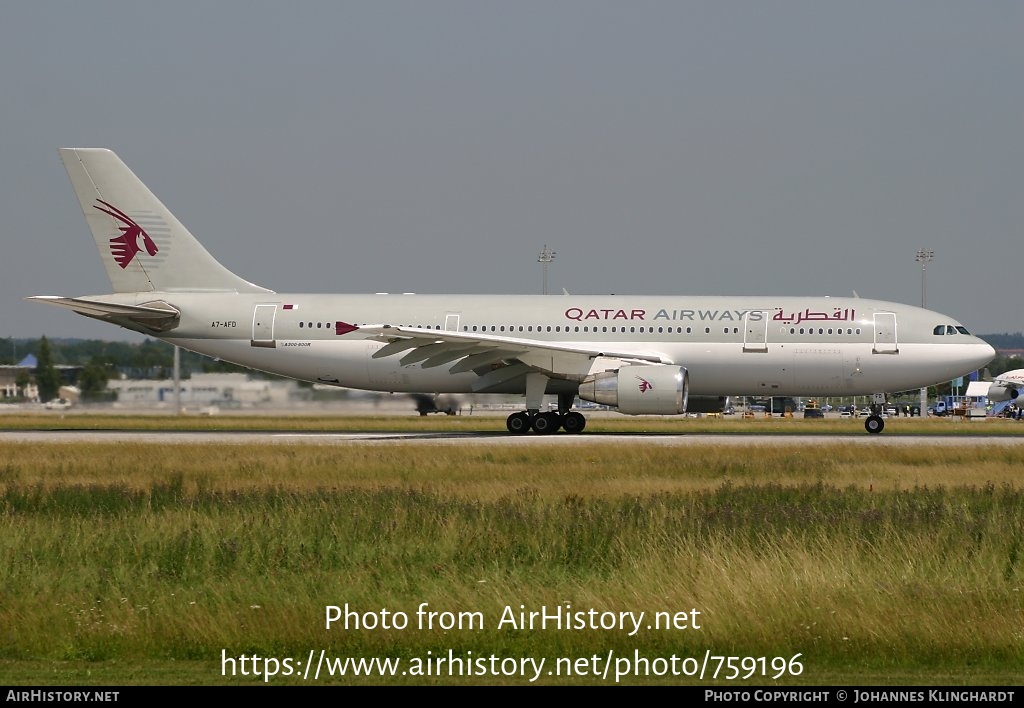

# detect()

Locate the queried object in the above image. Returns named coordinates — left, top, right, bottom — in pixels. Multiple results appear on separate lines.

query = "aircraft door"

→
left=444, top=313, right=460, bottom=332
left=872, top=312, right=898, bottom=354
left=743, top=311, right=769, bottom=352
left=251, top=304, right=278, bottom=348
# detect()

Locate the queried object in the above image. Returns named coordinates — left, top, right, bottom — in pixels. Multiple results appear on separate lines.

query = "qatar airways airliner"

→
left=30, top=149, right=995, bottom=434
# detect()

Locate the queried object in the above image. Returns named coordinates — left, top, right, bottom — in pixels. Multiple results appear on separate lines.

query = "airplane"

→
left=970, top=369, right=1024, bottom=404
left=29, top=148, right=996, bottom=435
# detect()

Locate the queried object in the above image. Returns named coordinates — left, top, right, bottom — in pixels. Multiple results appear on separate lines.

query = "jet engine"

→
left=985, top=384, right=1020, bottom=403
left=578, top=364, right=688, bottom=415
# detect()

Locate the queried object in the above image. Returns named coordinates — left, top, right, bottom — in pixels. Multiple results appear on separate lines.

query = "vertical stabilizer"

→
left=59, top=148, right=271, bottom=294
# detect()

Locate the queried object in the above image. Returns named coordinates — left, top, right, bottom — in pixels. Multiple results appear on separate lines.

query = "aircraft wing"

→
left=356, top=324, right=673, bottom=383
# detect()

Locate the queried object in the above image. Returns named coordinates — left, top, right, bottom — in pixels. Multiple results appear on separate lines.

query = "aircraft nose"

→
left=975, top=339, right=996, bottom=368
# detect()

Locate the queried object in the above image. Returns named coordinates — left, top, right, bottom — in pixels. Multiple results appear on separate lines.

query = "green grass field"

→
left=1, top=414, right=1022, bottom=686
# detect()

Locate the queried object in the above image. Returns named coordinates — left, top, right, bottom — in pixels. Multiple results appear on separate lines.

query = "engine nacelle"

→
left=986, top=384, right=1020, bottom=402
left=578, top=364, right=688, bottom=415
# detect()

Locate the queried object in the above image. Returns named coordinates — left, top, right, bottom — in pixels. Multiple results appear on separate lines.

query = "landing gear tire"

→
left=506, top=412, right=532, bottom=435
left=532, top=411, right=563, bottom=434
left=562, top=411, right=586, bottom=434
left=865, top=415, right=885, bottom=435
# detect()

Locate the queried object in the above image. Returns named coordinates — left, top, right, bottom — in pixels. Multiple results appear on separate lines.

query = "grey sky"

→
left=2, top=1, right=1022, bottom=342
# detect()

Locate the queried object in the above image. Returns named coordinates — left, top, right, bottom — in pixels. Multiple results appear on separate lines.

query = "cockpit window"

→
left=935, top=324, right=969, bottom=335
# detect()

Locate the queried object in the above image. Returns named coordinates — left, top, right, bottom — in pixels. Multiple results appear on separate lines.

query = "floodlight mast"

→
left=915, top=248, right=935, bottom=416
left=538, top=245, right=557, bottom=295
left=915, top=248, right=934, bottom=308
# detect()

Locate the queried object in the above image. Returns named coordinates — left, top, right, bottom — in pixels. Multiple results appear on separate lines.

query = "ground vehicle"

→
left=412, top=393, right=459, bottom=416
left=803, top=408, right=824, bottom=419
left=44, top=398, right=72, bottom=410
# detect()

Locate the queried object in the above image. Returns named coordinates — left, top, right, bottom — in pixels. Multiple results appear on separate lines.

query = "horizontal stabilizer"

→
left=27, top=296, right=180, bottom=332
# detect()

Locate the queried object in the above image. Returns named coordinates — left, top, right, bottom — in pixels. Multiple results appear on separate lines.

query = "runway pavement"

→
left=2, top=429, right=1022, bottom=447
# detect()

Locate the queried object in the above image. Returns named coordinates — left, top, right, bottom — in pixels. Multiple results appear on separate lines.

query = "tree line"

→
left=5, top=337, right=261, bottom=403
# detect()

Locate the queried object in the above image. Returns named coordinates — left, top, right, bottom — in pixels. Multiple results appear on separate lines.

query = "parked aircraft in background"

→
left=972, top=369, right=1024, bottom=404
left=30, top=149, right=995, bottom=434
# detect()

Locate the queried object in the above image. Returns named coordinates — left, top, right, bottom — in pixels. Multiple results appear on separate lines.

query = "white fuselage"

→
left=124, top=291, right=995, bottom=398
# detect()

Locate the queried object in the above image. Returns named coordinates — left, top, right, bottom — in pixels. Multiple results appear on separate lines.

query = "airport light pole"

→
left=538, top=244, right=556, bottom=295
left=916, top=249, right=934, bottom=415
left=173, top=345, right=181, bottom=415
left=915, top=248, right=934, bottom=308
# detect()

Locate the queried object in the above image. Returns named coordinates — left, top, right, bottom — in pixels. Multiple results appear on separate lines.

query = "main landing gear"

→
left=506, top=388, right=586, bottom=435
left=506, top=409, right=587, bottom=435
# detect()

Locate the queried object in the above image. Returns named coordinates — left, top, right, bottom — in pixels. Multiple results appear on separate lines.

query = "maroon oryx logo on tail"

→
left=92, top=199, right=158, bottom=269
